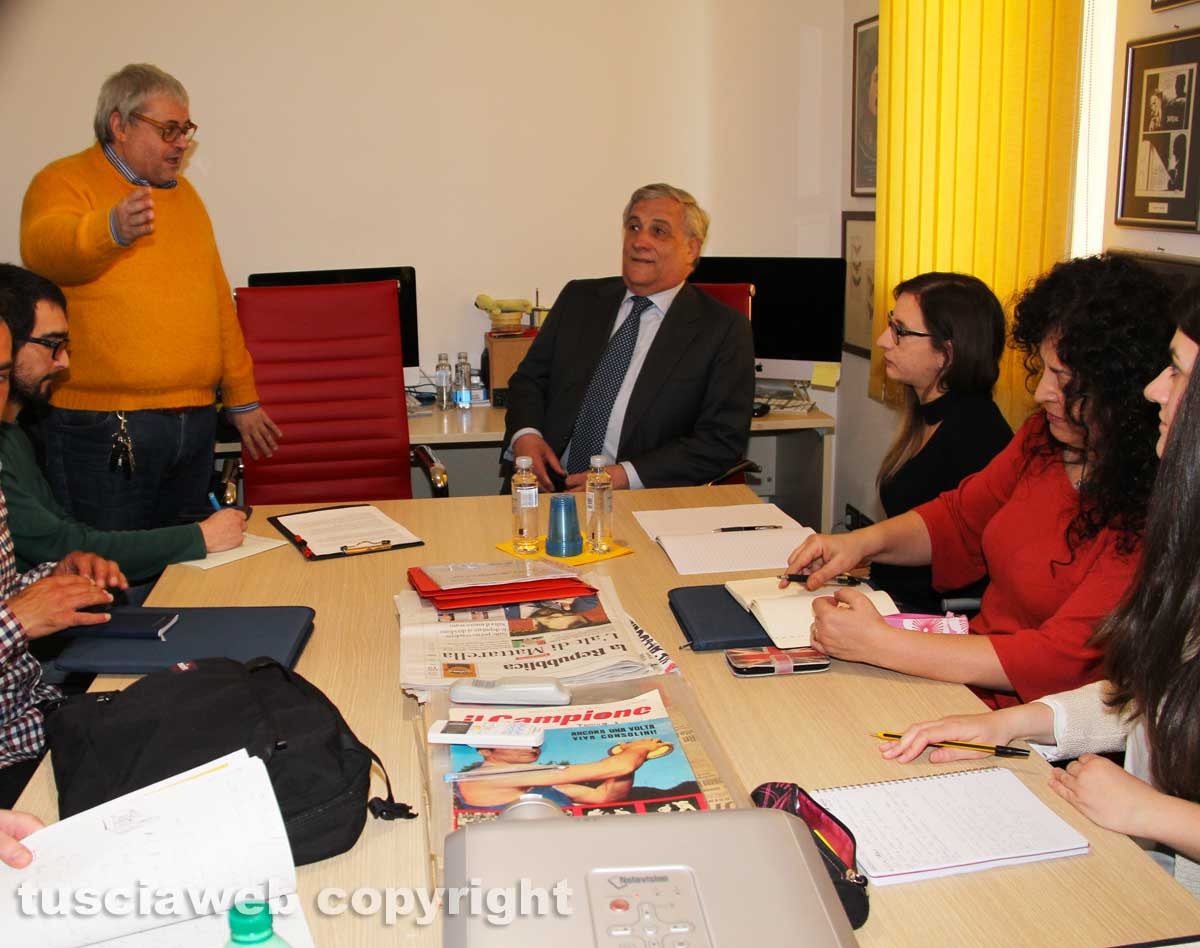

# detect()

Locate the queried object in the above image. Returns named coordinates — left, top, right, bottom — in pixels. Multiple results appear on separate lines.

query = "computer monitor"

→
left=689, top=257, right=846, bottom=383
left=247, top=266, right=420, bottom=368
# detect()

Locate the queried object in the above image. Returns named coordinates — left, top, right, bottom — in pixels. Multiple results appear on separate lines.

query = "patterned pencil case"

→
left=883, top=612, right=969, bottom=634
left=751, top=781, right=869, bottom=929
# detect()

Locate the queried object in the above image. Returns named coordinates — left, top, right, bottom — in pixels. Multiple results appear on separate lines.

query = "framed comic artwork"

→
left=1116, top=29, right=1200, bottom=230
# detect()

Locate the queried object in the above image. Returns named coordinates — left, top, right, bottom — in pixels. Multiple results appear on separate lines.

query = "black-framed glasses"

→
left=20, top=336, right=69, bottom=359
left=887, top=313, right=933, bottom=343
left=130, top=111, right=197, bottom=143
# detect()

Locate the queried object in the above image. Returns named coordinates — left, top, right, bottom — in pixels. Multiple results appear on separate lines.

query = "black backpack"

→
left=46, top=656, right=414, bottom=865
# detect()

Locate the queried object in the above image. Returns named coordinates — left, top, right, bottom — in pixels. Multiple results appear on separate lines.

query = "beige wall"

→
left=0, top=0, right=845, bottom=385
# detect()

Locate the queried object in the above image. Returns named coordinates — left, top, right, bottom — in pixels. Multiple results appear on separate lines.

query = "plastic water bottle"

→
left=225, top=902, right=292, bottom=947
left=585, top=455, right=613, bottom=553
left=434, top=351, right=452, bottom=411
left=454, top=351, right=472, bottom=411
left=512, top=456, right=539, bottom=553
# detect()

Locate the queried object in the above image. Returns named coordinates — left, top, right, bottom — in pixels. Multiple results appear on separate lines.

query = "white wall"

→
left=0, top=0, right=845, bottom=383
left=1105, top=0, right=1200, bottom=257
left=834, top=0, right=896, bottom=526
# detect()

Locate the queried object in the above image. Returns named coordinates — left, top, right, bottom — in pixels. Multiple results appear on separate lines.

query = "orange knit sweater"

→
left=20, top=143, right=258, bottom=411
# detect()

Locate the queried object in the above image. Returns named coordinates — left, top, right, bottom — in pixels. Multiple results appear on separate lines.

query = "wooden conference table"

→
left=18, top=486, right=1200, bottom=947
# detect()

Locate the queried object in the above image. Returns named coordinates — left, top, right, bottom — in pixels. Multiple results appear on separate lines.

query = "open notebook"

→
left=633, top=504, right=813, bottom=575
left=811, top=767, right=1089, bottom=885
left=725, top=577, right=898, bottom=648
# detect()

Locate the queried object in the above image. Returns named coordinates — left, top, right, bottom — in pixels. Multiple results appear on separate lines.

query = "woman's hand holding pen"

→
left=880, top=704, right=1049, bottom=764
left=780, top=532, right=867, bottom=589
left=809, top=588, right=891, bottom=662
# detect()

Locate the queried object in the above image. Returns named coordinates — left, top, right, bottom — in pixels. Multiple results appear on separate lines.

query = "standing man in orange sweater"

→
left=19, top=63, right=280, bottom=530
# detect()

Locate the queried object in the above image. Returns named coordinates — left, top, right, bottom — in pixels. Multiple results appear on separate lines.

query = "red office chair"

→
left=234, top=280, right=447, bottom=505
left=693, top=282, right=755, bottom=319
left=693, top=282, right=761, bottom=486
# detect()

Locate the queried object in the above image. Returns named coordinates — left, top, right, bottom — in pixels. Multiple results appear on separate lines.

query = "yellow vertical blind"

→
left=871, top=0, right=1083, bottom=425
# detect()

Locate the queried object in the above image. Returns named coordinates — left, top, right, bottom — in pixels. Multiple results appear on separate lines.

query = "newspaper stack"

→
left=396, top=573, right=674, bottom=702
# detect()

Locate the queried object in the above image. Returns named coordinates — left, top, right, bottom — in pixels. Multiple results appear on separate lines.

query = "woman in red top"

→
left=785, top=255, right=1173, bottom=707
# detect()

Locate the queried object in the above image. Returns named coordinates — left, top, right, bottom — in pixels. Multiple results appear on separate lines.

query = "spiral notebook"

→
left=810, top=767, right=1089, bottom=885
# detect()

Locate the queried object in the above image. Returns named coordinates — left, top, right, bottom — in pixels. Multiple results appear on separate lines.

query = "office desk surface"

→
left=408, top=405, right=835, bottom=445
left=17, top=487, right=1200, bottom=947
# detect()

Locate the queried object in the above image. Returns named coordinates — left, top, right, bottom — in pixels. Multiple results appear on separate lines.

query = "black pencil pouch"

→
left=751, top=781, right=869, bottom=929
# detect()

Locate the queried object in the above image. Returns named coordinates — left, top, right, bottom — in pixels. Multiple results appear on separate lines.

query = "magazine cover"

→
left=443, top=691, right=707, bottom=828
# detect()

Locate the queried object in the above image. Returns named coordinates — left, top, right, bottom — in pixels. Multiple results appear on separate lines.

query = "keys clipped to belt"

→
left=109, top=411, right=135, bottom=478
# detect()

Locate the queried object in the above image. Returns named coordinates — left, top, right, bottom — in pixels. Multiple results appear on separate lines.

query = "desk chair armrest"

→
left=412, top=444, right=449, bottom=497
left=219, top=458, right=242, bottom=506
left=706, top=458, right=762, bottom=486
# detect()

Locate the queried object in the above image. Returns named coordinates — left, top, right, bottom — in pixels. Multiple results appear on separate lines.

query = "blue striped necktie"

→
left=566, top=295, right=654, bottom=474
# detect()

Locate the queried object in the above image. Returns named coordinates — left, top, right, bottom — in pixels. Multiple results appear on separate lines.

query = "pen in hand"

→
left=873, top=731, right=1031, bottom=759
left=714, top=525, right=784, bottom=533
left=779, top=573, right=861, bottom=586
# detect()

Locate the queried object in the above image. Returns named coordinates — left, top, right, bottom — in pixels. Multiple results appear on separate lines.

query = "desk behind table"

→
left=17, top=486, right=1200, bottom=948
left=408, top=406, right=838, bottom=531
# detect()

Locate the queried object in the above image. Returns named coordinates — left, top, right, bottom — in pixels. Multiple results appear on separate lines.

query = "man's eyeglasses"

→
left=130, top=111, right=198, bottom=143
left=887, top=313, right=933, bottom=344
left=20, top=336, right=69, bottom=359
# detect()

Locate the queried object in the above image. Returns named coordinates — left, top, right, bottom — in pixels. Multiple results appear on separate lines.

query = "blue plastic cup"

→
left=545, top=494, right=583, bottom=557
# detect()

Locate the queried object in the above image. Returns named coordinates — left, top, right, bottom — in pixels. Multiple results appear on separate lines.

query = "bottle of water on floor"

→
left=512, top=456, right=539, bottom=553
left=225, top=902, right=292, bottom=946
left=585, top=455, right=612, bottom=553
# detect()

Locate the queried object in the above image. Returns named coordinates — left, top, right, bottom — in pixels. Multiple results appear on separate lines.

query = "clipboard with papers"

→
left=268, top=503, right=423, bottom=560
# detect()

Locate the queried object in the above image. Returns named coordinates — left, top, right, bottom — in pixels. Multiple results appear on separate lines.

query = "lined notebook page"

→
left=811, top=767, right=1089, bottom=885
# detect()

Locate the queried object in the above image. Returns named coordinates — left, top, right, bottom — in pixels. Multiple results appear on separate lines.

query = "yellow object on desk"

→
left=496, top=537, right=634, bottom=566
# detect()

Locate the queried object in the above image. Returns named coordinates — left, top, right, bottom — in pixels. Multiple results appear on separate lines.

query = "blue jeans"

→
left=44, top=406, right=217, bottom=530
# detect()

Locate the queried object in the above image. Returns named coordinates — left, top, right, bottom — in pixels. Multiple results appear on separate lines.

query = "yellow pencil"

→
left=873, top=731, right=1030, bottom=759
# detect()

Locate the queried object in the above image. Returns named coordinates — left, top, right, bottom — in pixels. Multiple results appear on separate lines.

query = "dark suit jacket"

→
left=504, top=277, right=754, bottom=488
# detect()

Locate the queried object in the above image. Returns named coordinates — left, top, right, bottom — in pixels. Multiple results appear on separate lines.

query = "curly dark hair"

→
left=1010, top=255, right=1172, bottom=557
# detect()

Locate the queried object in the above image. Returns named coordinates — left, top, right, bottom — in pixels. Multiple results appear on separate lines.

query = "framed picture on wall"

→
left=1116, top=28, right=1200, bottom=230
left=841, top=211, right=875, bottom=357
left=851, top=16, right=879, bottom=197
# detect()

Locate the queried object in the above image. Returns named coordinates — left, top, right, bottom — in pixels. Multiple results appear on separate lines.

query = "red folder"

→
left=407, top=567, right=596, bottom=610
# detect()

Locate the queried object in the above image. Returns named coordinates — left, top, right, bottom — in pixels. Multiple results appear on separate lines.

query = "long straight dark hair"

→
left=1103, top=285, right=1200, bottom=801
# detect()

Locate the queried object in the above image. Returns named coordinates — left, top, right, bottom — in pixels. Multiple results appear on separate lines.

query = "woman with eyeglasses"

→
left=883, top=286, right=1200, bottom=896
left=785, top=255, right=1173, bottom=708
left=870, top=272, right=1011, bottom=612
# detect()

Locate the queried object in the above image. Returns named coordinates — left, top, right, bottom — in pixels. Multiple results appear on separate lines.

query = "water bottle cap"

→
left=589, top=455, right=608, bottom=468
left=515, top=456, right=533, bottom=470
left=228, top=901, right=275, bottom=943
left=437, top=352, right=448, bottom=361
left=457, top=351, right=469, bottom=359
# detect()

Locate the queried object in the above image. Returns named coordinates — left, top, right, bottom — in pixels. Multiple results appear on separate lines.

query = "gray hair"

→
left=623, top=183, right=710, bottom=246
left=94, top=63, right=189, bottom=143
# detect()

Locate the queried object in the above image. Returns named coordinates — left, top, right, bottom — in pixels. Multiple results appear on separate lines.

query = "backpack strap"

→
left=366, top=749, right=417, bottom=820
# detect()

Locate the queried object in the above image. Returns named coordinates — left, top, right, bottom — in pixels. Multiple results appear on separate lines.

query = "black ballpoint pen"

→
left=714, top=525, right=784, bottom=533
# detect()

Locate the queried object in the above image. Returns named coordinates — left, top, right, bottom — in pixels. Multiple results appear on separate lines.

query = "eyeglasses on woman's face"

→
left=887, top=312, right=934, bottom=344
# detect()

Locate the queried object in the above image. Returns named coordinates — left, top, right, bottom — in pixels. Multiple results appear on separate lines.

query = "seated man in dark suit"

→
left=504, top=183, right=754, bottom=491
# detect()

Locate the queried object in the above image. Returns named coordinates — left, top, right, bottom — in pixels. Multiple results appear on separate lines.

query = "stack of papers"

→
left=633, top=504, right=814, bottom=575
left=0, top=751, right=314, bottom=947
